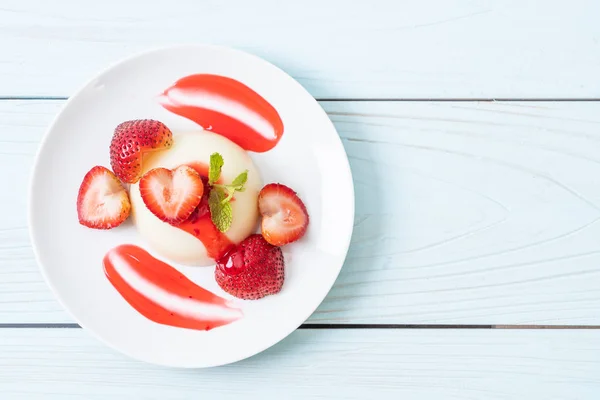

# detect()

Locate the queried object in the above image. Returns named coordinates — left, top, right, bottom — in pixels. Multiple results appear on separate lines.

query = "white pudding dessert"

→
left=130, top=131, right=262, bottom=266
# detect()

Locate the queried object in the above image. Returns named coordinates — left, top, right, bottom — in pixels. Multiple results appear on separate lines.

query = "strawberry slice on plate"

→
left=215, top=234, right=284, bottom=300
left=109, top=119, right=173, bottom=183
left=258, top=183, right=309, bottom=246
left=139, top=165, right=204, bottom=224
left=77, top=166, right=131, bottom=229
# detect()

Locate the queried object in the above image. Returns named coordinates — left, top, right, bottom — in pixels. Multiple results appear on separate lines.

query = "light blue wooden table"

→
left=2, top=1, right=600, bottom=398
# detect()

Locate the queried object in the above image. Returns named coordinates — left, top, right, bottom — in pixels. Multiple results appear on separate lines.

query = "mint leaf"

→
left=209, top=187, right=232, bottom=232
left=207, top=156, right=248, bottom=232
left=208, top=152, right=224, bottom=185
left=230, top=170, right=248, bottom=189
left=213, top=169, right=249, bottom=203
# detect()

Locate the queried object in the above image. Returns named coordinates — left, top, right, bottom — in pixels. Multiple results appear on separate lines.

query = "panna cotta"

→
left=130, top=131, right=262, bottom=266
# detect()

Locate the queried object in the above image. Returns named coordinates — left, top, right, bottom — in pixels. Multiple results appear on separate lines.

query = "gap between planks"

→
left=1, top=323, right=600, bottom=329
left=3, top=97, right=600, bottom=102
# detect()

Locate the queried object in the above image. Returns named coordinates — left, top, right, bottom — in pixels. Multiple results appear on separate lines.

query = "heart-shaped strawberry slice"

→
left=139, top=165, right=204, bottom=224
left=258, top=183, right=309, bottom=246
left=77, top=166, right=131, bottom=229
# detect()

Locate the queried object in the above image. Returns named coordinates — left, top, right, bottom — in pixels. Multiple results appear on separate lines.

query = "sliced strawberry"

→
left=258, top=183, right=309, bottom=246
left=215, top=234, right=284, bottom=300
left=109, top=119, right=173, bottom=183
left=139, top=165, right=204, bottom=224
left=187, top=176, right=211, bottom=222
left=77, top=166, right=131, bottom=229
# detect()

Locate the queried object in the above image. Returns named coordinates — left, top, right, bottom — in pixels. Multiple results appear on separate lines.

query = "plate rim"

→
left=27, top=43, right=355, bottom=367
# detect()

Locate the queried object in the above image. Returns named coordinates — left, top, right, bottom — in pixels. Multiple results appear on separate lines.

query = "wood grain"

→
left=2, top=100, right=600, bottom=325
left=0, top=328, right=599, bottom=399
left=0, top=0, right=598, bottom=98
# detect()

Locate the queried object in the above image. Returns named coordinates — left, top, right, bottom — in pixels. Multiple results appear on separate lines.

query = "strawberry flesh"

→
left=77, top=166, right=131, bottom=229
left=258, top=183, right=309, bottom=246
left=139, top=165, right=204, bottom=224
left=187, top=176, right=211, bottom=221
left=109, top=119, right=173, bottom=183
left=215, top=234, right=284, bottom=300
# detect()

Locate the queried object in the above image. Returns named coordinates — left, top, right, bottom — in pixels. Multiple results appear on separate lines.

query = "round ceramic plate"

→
left=28, top=45, right=354, bottom=368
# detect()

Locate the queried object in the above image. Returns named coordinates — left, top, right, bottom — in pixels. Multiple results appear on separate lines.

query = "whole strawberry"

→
left=109, top=119, right=173, bottom=183
left=215, top=234, right=284, bottom=300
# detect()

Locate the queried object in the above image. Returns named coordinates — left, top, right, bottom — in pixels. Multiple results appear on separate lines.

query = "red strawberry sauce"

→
left=103, top=244, right=242, bottom=331
left=159, top=74, right=284, bottom=152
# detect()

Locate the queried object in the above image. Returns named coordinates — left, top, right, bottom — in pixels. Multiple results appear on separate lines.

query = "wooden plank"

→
left=2, top=100, right=600, bottom=324
left=0, top=328, right=599, bottom=399
left=0, top=0, right=599, bottom=98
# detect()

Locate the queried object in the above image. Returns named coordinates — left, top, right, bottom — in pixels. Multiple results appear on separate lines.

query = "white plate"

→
left=28, top=45, right=354, bottom=368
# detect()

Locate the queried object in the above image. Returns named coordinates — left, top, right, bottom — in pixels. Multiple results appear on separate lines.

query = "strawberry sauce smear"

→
left=176, top=162, right=234, bottom=260
left=103, top=244, right=242, bottom=331
left=159, top=74, right=284, bottom=152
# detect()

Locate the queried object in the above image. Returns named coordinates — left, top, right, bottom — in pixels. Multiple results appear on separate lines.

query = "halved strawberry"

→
left=215, top=234, right=284, bottom=300
left=139, top=165, right=204, bottom=224
left=258, top=183, right=309, bottom=246
left=77, top=166, right=131, bottom=229
left=109, top=119, right=173, bottom=183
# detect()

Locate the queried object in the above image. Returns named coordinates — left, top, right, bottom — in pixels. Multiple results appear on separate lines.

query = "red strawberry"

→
left=109, top=119, right=173, bottom=183
left=187, top=176, right=211, bottom=222
left=258, top=183, right=309, bottom=246
left=139, top=165, right=204, bottom=224
left=215, top=234, right=284, bottom=300
left=77, top=166, right=131, bottom=229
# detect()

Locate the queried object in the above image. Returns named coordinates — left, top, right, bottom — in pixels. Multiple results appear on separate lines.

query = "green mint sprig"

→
left=207, top=152, right=248, bottom=232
